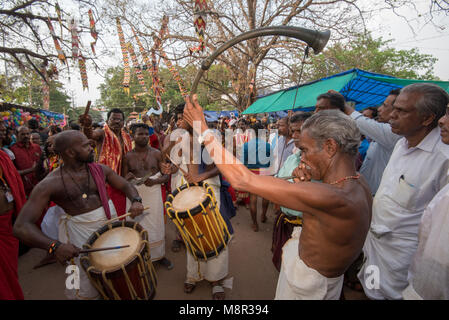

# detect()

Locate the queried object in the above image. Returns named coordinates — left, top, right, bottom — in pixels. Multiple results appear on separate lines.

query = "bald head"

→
left=17, top=126, right=31, bottom=144
left=54, top=130, right=86, bottom=155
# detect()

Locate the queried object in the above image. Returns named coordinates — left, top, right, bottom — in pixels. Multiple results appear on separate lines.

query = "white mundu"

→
left=184, top=176, right=230, bottom=284
left=58, top=200, right=118, bottom=300
left=275, top=227, right=343, bottom=300
left=126, top=172, right=165, bottom=261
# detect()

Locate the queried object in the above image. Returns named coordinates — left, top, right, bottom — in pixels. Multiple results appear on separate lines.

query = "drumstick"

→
left=80, top=245, right=130, bottom=254
left=165, top=154, right=188, bottom=176
left=107, top=207, right=150, bottom=223
left=84, top=100, right=92, bottom=116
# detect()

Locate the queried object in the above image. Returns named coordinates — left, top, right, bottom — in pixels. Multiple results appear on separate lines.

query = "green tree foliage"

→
left=300, top=33, right=439, bottom=82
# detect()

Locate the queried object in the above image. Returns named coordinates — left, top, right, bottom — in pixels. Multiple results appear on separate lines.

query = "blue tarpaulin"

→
left=242, top=68, right=449, bottom=114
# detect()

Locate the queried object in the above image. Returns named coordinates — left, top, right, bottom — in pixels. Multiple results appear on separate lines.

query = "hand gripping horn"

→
left=190, top=25, right=330, bottom=94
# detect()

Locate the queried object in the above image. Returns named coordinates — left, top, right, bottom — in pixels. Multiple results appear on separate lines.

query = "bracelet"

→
left=48, top=240, right=62, bottom=255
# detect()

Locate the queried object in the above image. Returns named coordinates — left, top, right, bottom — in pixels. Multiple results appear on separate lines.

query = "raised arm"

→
left=344, top=105, right=401, bottom=150
left=182, top=96, right=346, bottom=216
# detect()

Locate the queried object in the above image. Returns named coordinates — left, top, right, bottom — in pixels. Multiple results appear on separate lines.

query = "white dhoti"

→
left=185, top=180, right=229, bottom=284
left=41, top=205, right=65, bottom=240
left=58, top=201, right=117, bottom=300
left=126, top=177, right=165, bottom=262
left=275, top=227, right=344, bottom=300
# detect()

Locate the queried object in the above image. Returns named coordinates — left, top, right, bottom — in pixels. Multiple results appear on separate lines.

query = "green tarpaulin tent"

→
left=242, top=69, right=449, bottom=114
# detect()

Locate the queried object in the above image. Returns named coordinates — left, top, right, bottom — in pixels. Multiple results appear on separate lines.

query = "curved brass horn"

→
left=190, top=26, right=330, bottom=94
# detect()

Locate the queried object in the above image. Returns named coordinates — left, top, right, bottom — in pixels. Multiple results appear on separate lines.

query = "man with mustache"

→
left=79, top=109, right=133, bottom=216
left=358, top=83, right=449, bottom=300
left=13, top=130, right=144, bottom=300
left=403, top=103, right=449, bottom=300
left=10, top=126, right=42, bottom=197
left=183, top=96, right=372, bottom=300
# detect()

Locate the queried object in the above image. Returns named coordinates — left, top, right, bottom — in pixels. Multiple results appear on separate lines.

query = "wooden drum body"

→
left=165, top=182, right=231, bottom=261
left=80, top=221, right=157, bottom=300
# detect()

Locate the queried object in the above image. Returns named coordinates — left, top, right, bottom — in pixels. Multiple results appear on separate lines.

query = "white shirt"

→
left=350, top=111, right=402, bottom=194
left=404, top=182, right=449, bottom=299
left=359, top=126, right=449, bottom=300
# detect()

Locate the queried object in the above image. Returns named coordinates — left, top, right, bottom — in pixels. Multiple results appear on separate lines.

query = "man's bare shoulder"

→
left=33, top=168, right=63, bottom=195
left=149, top=147, right=162, bottom=159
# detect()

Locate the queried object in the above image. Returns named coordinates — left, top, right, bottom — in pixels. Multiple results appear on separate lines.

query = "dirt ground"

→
left=18, top=200, right=367, bottom=300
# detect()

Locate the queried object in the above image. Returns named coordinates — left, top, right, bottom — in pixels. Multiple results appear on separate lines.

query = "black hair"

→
left=27, top=119, right=39, bottom=130
left=175, top=103, right=186, bottom=116
left=290, top=112, right=313, bottom=124
left=389, top=88, right=401, bottom=96
left=107, top=108, right=125, bottom=121
left=316, top=92, right=346, bottom=112
left=129, top=123, right=150, bottom=135
left=69, top=120, right=81, bottom=131
left=364, top=107, right=378, bottom=119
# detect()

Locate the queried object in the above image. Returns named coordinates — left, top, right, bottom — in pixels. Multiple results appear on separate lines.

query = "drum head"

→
left=89, top=227, right=141, bottom=271
left=172, top=186, right=207, bottom=212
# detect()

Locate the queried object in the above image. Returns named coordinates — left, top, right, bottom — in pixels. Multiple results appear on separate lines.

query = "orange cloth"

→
left=98, top=124, right=132, bottom=176
left=98, top=124, right=132, bottom=216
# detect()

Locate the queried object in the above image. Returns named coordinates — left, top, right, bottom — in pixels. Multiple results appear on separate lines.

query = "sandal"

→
left=212, top=285, right=225, bottom=300
left=159, top=257, right=174, bottom=270
left=171, top=239, right=183, bottom=253
left=184, top=282, right=196, bottom=294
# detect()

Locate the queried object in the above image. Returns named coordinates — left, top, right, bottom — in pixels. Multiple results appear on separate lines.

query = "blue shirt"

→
left=242, top=138, right=272, bottom=169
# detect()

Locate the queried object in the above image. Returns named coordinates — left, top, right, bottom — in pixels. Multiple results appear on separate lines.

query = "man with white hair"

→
left=183, top=97, right=373, bottom=300
left=358, top=83, right=449, bottom=300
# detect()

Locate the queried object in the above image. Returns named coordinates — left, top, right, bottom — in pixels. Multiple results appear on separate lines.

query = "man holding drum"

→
left=13, top=130, right=144, bottom=300
left=161, top=103, right=230, bottom=300
left=183, top=95, right=372, bottom=300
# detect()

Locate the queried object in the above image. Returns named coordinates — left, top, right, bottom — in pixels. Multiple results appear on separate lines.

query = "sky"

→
left=67, top=1, right=449, bottom=108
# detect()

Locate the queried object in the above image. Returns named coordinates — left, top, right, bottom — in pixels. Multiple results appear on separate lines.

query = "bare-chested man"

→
left=183, top=95, right=372, bottom=300
left=123, top=123, right=173, bottom=270
left=79, top=108, right=133, bottom=216
left=13, top=130, right=144, bottom=300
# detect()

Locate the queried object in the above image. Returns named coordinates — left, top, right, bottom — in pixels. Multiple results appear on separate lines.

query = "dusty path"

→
left=18, top=200, right=365, bottom=300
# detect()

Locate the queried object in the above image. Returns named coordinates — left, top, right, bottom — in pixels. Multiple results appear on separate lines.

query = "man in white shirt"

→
left=358, top=83, right=449, bottom=300
left=402, top=103, right=449, bottom=300
left=344, top=89, right=402, bottom=195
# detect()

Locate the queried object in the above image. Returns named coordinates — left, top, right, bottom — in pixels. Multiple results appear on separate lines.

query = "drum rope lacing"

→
left=165, top=183, right=231, bottom=262
left=81, top=221, right=157, bottom=300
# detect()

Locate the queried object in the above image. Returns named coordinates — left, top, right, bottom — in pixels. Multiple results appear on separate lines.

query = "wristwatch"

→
left=131, top=196, right=142, bottom=203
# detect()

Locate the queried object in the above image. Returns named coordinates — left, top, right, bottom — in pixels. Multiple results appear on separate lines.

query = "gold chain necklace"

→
left=329, top=173, right=361, bottom=185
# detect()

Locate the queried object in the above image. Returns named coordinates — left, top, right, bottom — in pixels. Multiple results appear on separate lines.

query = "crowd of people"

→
left=1, top=81, right=448, bottom=300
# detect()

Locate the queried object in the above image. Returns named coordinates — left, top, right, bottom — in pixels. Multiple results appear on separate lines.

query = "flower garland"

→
left=127, top=42, right=148, bottom=94
left=190, top=0, right=208, bottom=54
left=88, top=9, right=98, bottom=55
left=47, top=17, right=67, bottom=65
left=116, top=18, right=131, bottom=95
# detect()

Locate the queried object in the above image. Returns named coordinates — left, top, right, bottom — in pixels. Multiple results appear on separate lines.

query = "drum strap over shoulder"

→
left=88, top=163, right=112, bottom=220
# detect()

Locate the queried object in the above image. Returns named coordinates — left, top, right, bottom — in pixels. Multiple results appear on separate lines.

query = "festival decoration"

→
left=190, top=0, right=208, bottom=54
left=41, top=66, right=50, bottom=110
left=132, top=27, right=152, bottom=73
left=156, top=16, right=188, bottom=98
left=88, top=9, right=98, bottom=55
left=1, top=108, right=65, bottom=129
left=55, top=2, right=63, bottom=40
left=78, top=55, right=89, bottom=90
left=127, top=42, right=148, bottom=93
left=69, top=18, right=80, bottom=61
left=47, top=17, right=67, bottom=65
left=116, top=18, right=131, bottom=95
